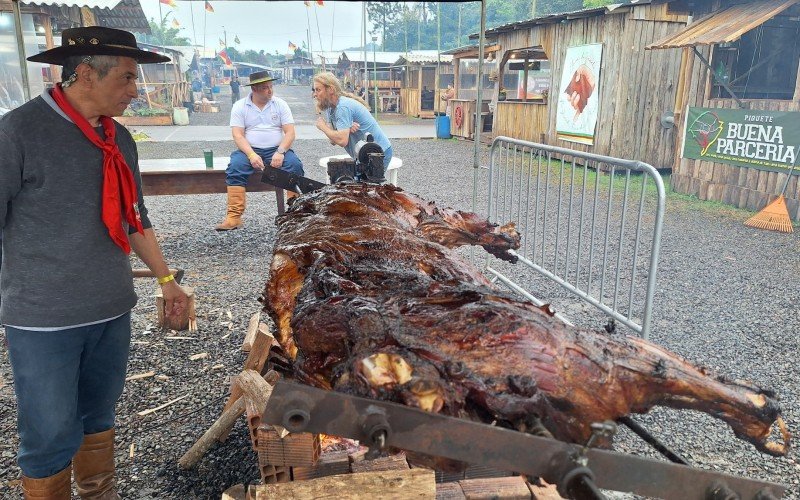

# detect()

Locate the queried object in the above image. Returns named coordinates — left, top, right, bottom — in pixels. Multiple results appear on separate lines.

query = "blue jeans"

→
left=226, top=147, right=304, bottom=187
left=6, top=313, right=131, bottom=478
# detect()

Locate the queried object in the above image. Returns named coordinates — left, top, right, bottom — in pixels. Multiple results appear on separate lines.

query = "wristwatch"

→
left=276, top=147, right=287, bottom=154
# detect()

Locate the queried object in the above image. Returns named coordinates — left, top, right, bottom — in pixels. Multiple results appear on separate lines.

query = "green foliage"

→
left=123, top=107, right=171, bottom=117
left=136, top=14, right=192, bottom=46
left=130, top=131, right=151, bottom=142
left=367, top=2, right=403, bottom=50
left=582, top=0, right=618, bottom=9
left=378, top=0, right=584, bottom=52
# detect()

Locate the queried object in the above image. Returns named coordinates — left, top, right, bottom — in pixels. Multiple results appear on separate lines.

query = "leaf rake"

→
left=744, top=148, right=798, bottom=234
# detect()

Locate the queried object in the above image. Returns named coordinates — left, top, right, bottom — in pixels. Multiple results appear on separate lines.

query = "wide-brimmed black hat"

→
left=245, top=70, right=278, bottom=86
left=28, top=26, right=170, bottom=65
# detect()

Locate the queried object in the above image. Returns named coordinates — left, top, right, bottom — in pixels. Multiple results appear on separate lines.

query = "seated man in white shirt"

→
left=215, top=71, right=304, bottom=231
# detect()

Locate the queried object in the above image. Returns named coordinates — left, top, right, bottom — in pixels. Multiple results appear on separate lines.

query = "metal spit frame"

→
left=482, top=137, right=666, bottom=340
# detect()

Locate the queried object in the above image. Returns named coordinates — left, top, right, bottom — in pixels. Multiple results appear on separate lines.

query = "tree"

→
left=582, top=0, right=617, bottom=9
left=140, top=15, right=192, bottom=46
left=225, top=46, right=242, bottom=62
left=367, top=2, right=402, bottom=51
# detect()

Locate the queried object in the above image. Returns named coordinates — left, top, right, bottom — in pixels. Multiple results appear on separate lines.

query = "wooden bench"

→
left=139, top=158, right=285, bottom=214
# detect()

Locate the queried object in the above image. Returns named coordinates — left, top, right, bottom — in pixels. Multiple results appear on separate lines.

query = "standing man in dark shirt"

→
left=230, top=75, right=241, bottom=103
left=0, top=27, right=189, bottom=498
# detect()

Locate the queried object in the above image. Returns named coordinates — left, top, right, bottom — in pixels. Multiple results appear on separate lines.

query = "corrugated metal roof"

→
left=395, top=53, right=453, bottom=64
left=340, top=50, right=406, bottom=65
left=93, top=0, right=149, bottom=34
left=22, top=0, right=120, bottom=8
left=469, top=1, right=644, bottom=39
left=646, top=0, right=798, bottom=49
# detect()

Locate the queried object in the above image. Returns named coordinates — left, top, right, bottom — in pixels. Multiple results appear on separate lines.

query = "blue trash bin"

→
left=435, top=115, right=451, bottom=139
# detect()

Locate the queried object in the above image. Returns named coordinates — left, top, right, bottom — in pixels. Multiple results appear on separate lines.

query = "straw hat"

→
left=28, top=26, right=170, bottom=65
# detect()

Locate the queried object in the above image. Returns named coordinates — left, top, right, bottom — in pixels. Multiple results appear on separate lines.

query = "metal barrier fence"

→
left=482, top=137, right=666, bottom=339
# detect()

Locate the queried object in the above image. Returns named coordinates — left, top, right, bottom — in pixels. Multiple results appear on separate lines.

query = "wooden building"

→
left=647, top=0, right=800, bottom=219
left=446, top=43, right=500, bottom=140
left=461, top=2, right=691, bottom=170
left=395, top=52, right=453, bottom=118
left=282, top=55, right=314, bottom=85
left=339, top=51, right=403, bottom=112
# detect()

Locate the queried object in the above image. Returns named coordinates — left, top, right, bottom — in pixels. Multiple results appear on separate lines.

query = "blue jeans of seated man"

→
left=6, top=312, right=131, bottom=478
left=226, top=147, right=304, bottom=187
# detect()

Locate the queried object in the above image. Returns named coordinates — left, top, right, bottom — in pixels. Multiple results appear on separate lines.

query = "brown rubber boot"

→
left=73, top=429, right=121, bottom=500
left=214, top=185, right=246, bottom=231
left=21, top=464, right=72, bottom=499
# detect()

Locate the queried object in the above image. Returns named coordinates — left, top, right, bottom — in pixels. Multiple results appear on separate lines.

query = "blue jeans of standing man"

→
left=226, top=147, right=304, bottom=187
left=6, top=313, right=131, bottom=478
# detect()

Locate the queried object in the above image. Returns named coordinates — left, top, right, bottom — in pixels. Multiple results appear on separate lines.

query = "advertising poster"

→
left=682, top=107, right=799, bottom=172
left=556, top=43, right=603, bottom=145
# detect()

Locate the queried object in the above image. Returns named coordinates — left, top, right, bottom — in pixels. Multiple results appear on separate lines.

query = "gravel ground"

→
left=1, top=136, right=799, bottom=499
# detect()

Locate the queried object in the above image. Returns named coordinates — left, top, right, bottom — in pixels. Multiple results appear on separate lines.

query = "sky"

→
left=140, top=0, right=367, bottom=55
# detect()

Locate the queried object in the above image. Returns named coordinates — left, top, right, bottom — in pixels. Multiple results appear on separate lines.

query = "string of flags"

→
left=288, top=41, right=297, bottom=51
left=171, top=18, right=180, bottom=27
left=234, top=35, right=240, bottom=44
left=205, top=1, right=214, bottom=13
left=158, top=0, right=176, bottom=8
left=303, top=1, right=324, bottom=6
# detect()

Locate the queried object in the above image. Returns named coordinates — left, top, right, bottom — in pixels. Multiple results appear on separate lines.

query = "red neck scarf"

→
left=51, top=84, right=143, bottom=253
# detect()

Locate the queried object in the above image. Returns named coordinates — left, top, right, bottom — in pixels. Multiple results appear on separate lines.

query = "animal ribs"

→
left=263, top=183, right=790, bottom=460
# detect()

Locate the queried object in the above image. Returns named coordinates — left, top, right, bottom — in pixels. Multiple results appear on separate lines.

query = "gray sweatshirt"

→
left=0, top=94, right=152, bottom=327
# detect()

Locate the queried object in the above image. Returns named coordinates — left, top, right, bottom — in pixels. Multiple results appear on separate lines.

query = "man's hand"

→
left=316, top=116, right=328, bottom=131
left=270, top=152, right=285, bottom=168
left=349, top=122, right=360, bottom=134
left=161, top=280, right=189, bottom=318
left=248, top=152, right=265, bottom=170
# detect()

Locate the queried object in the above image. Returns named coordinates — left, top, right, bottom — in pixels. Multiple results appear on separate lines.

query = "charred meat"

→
left=263, top=183, right=790, bottom=458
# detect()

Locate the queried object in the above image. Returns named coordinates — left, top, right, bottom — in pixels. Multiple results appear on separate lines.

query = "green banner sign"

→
left=682, top=107, right=799, bottom=172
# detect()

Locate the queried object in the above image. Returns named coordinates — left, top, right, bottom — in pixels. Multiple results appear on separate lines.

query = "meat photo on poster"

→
left=557, top=45, right=602, bottom=122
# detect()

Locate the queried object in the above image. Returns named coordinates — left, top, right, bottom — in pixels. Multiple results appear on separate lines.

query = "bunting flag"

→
left=288, top=41, right=297, bottom=51
left=303, top=1, right=310, bottom=6
left=316, top=0, right=324, bottom=5
left=234, top=35, right=240, bottom=44
left=219, top=38, right=225, bottom=47
left=204, top=0, right=214, bottom=12
left=171, top=18, right=180, bottom=27
left=159, top=0, right=177, bottom=7
left=218, top=48, right=232, bottom=66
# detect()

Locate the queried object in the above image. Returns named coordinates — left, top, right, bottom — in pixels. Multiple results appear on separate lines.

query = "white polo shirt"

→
left=230, top=94, right=294, bottom=149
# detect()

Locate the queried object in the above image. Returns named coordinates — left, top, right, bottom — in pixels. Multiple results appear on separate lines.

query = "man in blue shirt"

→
left=313, top=72, right=393, bottom=178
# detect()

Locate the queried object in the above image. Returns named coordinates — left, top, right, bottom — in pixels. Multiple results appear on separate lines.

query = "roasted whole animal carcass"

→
left=262, top=183, right=790, bottom=460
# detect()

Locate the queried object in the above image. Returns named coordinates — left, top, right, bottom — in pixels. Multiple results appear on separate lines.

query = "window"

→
left=503, top=48, right=550, bottom=101
left=439, top=74, right=454, bottom=88
left=710, top=16, right=799, bottom=100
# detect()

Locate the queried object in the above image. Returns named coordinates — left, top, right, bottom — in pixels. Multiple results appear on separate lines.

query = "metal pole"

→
left=372, top=36, right=377, bottom=119
left=435, top=2, right=441, bottom=117
left=11, top=0, right=30, bottom=102
left=472, top=0, right=486, bottom=215
left=362, top=2, right=367, bottom=89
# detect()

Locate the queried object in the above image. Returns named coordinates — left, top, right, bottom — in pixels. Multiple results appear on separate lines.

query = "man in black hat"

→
left=0, top=26, right=189, bottom=499
left=215, top=70, right=304, bottom=230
